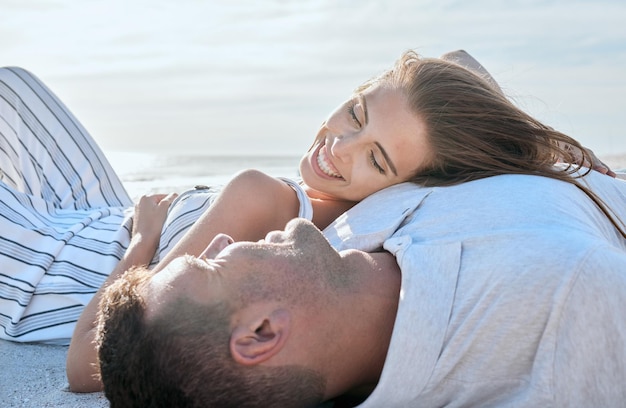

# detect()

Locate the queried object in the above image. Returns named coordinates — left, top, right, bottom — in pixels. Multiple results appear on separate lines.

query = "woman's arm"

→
left=440, top=50, right=615, bottom=177
left=153, top=169, right=302, bottom=271
left=67, top=170, right=301, bottom=392
left=66, top=193, right=177, bottom=392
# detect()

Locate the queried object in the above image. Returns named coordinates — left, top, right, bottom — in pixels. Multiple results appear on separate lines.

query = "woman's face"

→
left=299, top=83, right=432, bottom=202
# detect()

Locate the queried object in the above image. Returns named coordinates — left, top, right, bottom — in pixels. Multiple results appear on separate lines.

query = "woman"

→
left=0, top=50, right=616, bottom=348
left=0, top=57, right=432, bottom=346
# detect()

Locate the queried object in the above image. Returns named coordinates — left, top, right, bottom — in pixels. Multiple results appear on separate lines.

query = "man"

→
left=96, top=168, right=626, bottom=407
left=97, top=218, right=400, bottom=407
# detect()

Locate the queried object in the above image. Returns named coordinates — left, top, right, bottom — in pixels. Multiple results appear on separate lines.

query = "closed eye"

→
left=374, top=142, right=398, bottom=176
left=369, top=150, right=385, bottom=174
left=347, top=101, right=361, bottom=127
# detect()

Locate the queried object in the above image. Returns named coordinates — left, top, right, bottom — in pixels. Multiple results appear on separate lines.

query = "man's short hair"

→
left=96, top=266, right=325, bottom=408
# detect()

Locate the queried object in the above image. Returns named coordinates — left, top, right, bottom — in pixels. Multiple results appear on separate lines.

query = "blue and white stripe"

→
left=0, top=66, right=139, bottom=344
left=0, top=67, right=309, bottom=345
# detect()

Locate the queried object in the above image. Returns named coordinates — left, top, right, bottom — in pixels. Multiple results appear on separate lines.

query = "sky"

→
left=2, top=0, right=625, bottom=158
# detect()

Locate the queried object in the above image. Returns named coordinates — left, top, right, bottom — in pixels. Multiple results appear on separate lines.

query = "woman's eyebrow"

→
left=375, top=141, right=398, bottom=176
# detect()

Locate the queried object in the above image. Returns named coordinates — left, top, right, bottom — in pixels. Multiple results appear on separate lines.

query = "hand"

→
left=558, top=141, right=616, bottom=178
left=131, top=193, right=178, bottom=247
left=582, top=147, right=616, bottom=177
left=67, top=193, right=177, bottom=392
left=569, top=146, right=616, bottom=178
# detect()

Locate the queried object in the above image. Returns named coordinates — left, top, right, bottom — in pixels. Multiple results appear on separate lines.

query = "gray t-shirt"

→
left=324, top=169, right=626, bottom=407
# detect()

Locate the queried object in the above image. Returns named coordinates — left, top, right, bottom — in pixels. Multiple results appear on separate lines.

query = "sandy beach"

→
left=0, top=339, right=107, bottom=407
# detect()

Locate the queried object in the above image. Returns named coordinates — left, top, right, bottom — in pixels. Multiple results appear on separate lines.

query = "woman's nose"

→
left=201, top=233, right=234, bottom=259
left=330, top=132, right=362, bottom=162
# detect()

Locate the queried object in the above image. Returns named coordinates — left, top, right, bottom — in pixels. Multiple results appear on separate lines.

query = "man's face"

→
left=140, top=218, right=401, bottom=400
left=143, top=218, right=362, bottom=317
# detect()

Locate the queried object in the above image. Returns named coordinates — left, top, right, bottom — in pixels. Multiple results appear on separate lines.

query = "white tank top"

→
left=278, top=177, right=313, bottom=220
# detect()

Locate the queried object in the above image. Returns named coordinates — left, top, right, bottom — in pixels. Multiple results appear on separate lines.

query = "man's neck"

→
left=320, top=251, right=401, bottom=400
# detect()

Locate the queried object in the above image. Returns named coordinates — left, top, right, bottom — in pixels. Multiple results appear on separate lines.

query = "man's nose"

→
left=201, top=234, right=234, bottom=259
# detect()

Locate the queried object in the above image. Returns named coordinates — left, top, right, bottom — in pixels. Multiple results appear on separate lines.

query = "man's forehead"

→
left=150, top=255, right=197, bottom=285
left=143, top=256, right=209, bottom=319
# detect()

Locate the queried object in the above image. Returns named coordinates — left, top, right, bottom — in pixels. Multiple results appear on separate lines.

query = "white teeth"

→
left=317, top=147, right=342, bottom=178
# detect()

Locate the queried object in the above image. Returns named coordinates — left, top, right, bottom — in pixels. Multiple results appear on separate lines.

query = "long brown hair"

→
left=369, top=51, right=626, bottom=237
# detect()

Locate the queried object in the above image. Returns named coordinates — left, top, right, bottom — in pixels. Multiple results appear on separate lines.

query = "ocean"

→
left=107, top=151, right=626, bottom=201
left=106, top=151, right=303, bottom=200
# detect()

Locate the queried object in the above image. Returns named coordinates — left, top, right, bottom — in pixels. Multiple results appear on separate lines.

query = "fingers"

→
left=151, top=192, right=178, bottom=203
left=595, top=162, right=617, bottom=178
left=583, top=148, right=616, bottom=178
left=132, top=192, right=179, bottom=238
left=155, top=192, right=178, bottom=209
left=136, top=192, right=178, bottom=209
left=137, top=192, right=178, bottom=203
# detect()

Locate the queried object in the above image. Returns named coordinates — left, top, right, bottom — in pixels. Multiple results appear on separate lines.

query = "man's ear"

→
left=230, top=309, right=291, bottom=366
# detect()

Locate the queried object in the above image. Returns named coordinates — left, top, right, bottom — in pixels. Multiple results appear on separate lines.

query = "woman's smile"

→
left=316, top=144, right=343, bottom=179
left=299, top=83, right=430, bottom=202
